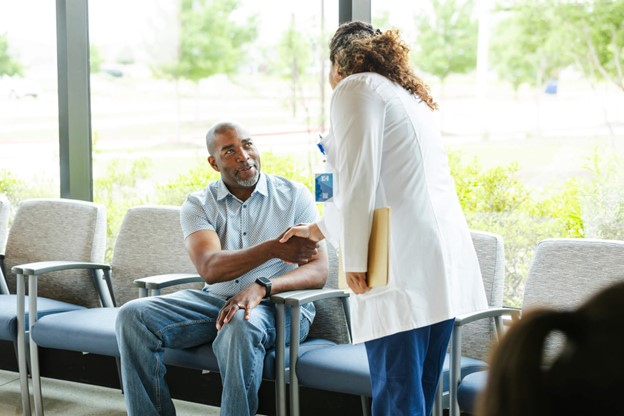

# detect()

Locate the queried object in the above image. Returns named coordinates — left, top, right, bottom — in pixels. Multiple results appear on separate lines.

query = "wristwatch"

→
left=255, top=277, right=272, bottom=299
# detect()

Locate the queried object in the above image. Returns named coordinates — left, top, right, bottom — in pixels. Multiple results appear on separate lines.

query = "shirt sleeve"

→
left=330, top=75, right=385, bottom=272
left=294, top=182, right=320, bottom=225
left=180, top=194, right=215, bottom=239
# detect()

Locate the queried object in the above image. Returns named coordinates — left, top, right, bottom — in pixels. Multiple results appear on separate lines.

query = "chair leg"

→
left=449, top=327, right=462, bottom=416
left=289, top=307, right=301, bottom=416
left=360, top=395, right=371, bottom=416
left=16, top=274, right=31, bottom=416
left=28, top=275, right=43, bottom=416
left=274, top=304, right=286, bottom=416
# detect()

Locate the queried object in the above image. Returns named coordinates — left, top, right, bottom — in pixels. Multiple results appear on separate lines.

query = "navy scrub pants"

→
left=364, top=319, right=455, bottom=416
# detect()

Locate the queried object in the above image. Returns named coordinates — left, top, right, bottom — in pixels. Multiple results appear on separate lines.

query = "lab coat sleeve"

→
left=330, top=76, right=385, bottom=272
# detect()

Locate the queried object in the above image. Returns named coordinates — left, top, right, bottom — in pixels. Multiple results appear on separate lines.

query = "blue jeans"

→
left=364, top=319, right=455, bottom=416
left=115, top=289, right=310, bottom=416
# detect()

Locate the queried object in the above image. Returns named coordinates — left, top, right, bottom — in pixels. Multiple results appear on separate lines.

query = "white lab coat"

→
left=317, top=72, right=488, bottom=344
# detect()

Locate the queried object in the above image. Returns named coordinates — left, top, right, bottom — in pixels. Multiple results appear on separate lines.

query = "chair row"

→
left=455, top=238, right=624, bottom=414
left=0, top=196, right=507, bottom=416
left=1, top=197, right=507, bottom=416
left=279, top=236, right=624, bottom=416
left=4, top=197, right=620, bottom=416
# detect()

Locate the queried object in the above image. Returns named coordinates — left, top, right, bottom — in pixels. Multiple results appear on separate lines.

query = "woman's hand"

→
left=279, top=223, right=325, bottom=243
left=346, top=271, right=371, bottom=294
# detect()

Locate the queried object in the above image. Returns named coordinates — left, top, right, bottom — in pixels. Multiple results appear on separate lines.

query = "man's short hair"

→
left=205, top=121, right=248, bottom=156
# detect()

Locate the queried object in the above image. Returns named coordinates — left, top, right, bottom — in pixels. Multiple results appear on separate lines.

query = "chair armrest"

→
left=134, top=273, right=203, bottom=290
left=14, top=260, right=110, bottom=275
left=273, top=288, right=349, bottom=306
left=455, top=307, right=521, bottom=327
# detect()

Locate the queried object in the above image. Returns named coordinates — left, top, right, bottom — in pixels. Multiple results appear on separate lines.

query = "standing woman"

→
left=281, top=21, right=488, bottom=415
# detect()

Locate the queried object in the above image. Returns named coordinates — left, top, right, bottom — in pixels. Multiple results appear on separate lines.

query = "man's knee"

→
left=116, top=298, right=148, bottom=335
left=213, top=313, right=264, bottom=354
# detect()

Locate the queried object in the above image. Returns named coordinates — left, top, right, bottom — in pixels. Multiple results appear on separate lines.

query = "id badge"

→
left=315, top=172, right=334, bottom=202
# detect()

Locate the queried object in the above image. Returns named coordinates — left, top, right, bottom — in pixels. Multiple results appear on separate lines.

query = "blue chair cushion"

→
left=297, top=343, right=371, bottom=396
left=164, top=337, right=335, bottom=380
left=0, top=295, right=86, bottom=340
left=296, top=344, right=488, bottom=396
left=31, top=307, right=120, bottom=357
left=440, top=353, right=488, bottom=392
left=457, top=370, right=488, bottom=413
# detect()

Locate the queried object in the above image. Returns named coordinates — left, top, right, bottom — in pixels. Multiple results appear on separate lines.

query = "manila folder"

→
left=338, top=207, right=390, bottom=289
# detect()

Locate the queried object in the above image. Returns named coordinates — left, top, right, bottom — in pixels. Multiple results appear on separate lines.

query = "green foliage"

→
left=413, top=0, right=478, bottom=83
left=491, top=1, right=569, bottom=91
left=448, top=151, right=583, bottom=306
left=155, top=152, right=313, bottom=207
left=0, top=170, right=56, bottom=217
left=556, top=0, right=624, bottom=90
left=0, top=170, right=26, bottom=203
left=89, top=44, right=103, bottom=74
left=0, top=33, right=23, bottom=77
left=276, top=17, right=313, bottom=80
left=491, top=0, right=624, bottom=91
left=159, top=0, right=258, bottom=82
left=155, top=159, right=220, bottom=206
left=580, top=146, right=624, bottom=240
left=94, top=158, right=153, bottom=261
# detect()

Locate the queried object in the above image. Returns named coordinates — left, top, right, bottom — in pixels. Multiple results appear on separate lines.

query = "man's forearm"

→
left=269, top=250, right=328, bottom=295
left=197, top=240, right=276, bottom=284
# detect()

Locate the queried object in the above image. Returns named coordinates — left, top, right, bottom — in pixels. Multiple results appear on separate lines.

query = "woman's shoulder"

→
left=340, top=72, right=390, bottom=89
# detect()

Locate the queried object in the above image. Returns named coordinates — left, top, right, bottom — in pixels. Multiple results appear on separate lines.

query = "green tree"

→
left=413, top=0, right=478, bottom=89
left=276, top=14, right=314, bottom=117
left=0, top=34, right=23, bottom=77
left=557, top=0, right=624, bottom=92
left=160, top=0, right=258, bottom=82
left=490, top=1, right=568, bottom=92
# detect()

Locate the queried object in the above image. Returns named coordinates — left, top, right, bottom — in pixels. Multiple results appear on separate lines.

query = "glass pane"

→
left=0, top=1, right=59, bottom=202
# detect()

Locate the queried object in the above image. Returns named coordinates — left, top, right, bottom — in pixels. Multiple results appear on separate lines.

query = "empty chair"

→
left=443, top=230, right=507, bottom=416
left=27, top=205, right=202, bottom=416
left=456, top=238, right=624, bottom=414
left=283, top=230, right=505, bottom=416
left=1, top=198, right=106, bottom=416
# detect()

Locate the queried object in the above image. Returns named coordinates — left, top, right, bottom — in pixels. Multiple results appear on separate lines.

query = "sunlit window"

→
left=0, top=1, right=59, bottom=202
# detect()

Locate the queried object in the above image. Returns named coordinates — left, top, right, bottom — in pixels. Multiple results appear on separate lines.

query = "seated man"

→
left=116, top=120, right=328, bottom=416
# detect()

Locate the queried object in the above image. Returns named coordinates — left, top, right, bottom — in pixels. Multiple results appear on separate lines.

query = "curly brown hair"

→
left=329, top=21, right=438, bottom=111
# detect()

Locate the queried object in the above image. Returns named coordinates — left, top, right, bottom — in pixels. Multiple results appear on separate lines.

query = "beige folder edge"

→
left=338, top=207, right=390, bottom=289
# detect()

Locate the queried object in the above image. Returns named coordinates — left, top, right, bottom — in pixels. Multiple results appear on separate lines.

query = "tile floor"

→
left=0, top=369, right=221, bottom=415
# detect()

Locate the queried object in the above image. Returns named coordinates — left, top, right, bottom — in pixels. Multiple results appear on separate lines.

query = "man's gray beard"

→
left=235, top=170, right=260, bottom=187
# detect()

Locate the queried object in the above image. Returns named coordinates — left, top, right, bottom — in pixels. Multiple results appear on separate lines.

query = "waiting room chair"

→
left=26, top=205, right=202, bottom=416
left=138, top=240, right=348, bottom=416
left=1, top=198, right=107, bottom=416
left=281, top=230, right=505, bottom=416
left=456, top=238, right=624, bottom=414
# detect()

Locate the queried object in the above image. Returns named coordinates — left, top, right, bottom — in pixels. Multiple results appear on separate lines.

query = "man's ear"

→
left=208, top=156, right=220, bottom=172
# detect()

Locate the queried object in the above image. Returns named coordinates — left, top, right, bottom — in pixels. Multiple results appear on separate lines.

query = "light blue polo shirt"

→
left=180, top=173, right=318, bottom=322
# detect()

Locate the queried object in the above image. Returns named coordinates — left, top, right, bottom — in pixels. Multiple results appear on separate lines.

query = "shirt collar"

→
left=215, top=172, right=268, bottom=201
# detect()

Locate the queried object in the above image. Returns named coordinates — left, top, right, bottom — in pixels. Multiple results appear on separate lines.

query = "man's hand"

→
left=346, top=271, right=371, bottom=294
left=274, top=232, right=319, bottom=264
left=279, top=223, right=324, bottom=243
left=216, top=283, right=266, bottom=330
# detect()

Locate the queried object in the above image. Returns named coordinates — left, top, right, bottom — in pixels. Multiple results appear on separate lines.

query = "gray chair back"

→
left=522, top=238, right=624, bottom=357
left=110, top=205, right=202, bottom=306
left=305, top=243, right=351, bottom=344
left=461, top=230, right=506, bottom=360
left=0, top=195, right=9, bottom=255
left=3, top=198, right=106, bottom=306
